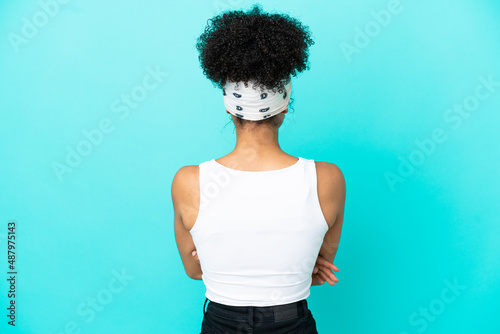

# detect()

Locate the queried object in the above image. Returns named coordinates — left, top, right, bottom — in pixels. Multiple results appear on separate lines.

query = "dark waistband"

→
left=204, top=298, right=308, bottom=323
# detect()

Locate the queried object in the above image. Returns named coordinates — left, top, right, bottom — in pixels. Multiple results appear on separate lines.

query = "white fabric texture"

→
left=222, top=79, right=292, bottom=121
left=189, top=156, right=329, bottom=306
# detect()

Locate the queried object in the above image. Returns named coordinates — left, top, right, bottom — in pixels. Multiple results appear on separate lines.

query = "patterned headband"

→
left=222, top=78, right=292, bottom=121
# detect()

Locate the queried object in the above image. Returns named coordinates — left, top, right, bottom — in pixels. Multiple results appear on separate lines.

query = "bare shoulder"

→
left=314, top=161, right=346, bottom=229
left=171, top=165, right=200, bottom=231
left=314, top=161, right=346, bottom=190
left=171, top=165, right=200, bottom=200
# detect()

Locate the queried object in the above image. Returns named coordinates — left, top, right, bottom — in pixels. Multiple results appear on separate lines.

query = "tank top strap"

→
left=197, top=159, right=225, bottom=211
left=302, top=158, right=329, bottom=231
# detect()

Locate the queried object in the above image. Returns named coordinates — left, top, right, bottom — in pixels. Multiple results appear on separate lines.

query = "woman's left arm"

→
left=172, top=166, right=203, bottom=280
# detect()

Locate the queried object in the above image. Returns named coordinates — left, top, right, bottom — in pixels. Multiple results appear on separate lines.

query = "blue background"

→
left=1, top=0, right=499, bottom=333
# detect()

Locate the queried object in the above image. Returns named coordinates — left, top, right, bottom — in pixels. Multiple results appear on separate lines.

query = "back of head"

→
left=196, top=4, right=314, bottom=127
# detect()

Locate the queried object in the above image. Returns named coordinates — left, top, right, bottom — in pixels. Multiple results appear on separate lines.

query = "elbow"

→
left=187, top=271, right=202, bottom=280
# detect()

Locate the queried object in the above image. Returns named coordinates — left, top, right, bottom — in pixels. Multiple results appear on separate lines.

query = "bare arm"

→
left=172, top=166, right=203, bottom=280
left=318, top=162, right=346, bottom=263
left=319, top=205, right=345, bottom=264
left=311, top=162, right=346, bottom=285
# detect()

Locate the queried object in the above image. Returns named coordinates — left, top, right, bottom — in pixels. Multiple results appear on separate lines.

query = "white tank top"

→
left=189, top=156, right=329, bottom=306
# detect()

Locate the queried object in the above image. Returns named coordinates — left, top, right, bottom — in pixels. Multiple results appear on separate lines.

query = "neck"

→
left=231, top=124, right=284, bottom=158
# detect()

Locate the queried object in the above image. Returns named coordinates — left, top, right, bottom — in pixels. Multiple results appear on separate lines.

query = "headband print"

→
left=222, top=79, right=292, bottom=121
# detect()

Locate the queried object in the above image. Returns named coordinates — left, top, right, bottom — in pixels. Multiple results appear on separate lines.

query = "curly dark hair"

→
left=196, top=4, right=314, bottom=126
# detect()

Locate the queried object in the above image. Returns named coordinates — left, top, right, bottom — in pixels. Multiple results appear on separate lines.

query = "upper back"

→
left=186, top=156, right=335, bottom=306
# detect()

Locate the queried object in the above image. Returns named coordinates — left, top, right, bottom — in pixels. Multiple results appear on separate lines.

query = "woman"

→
left=172, top=4, right=346, bottom=333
